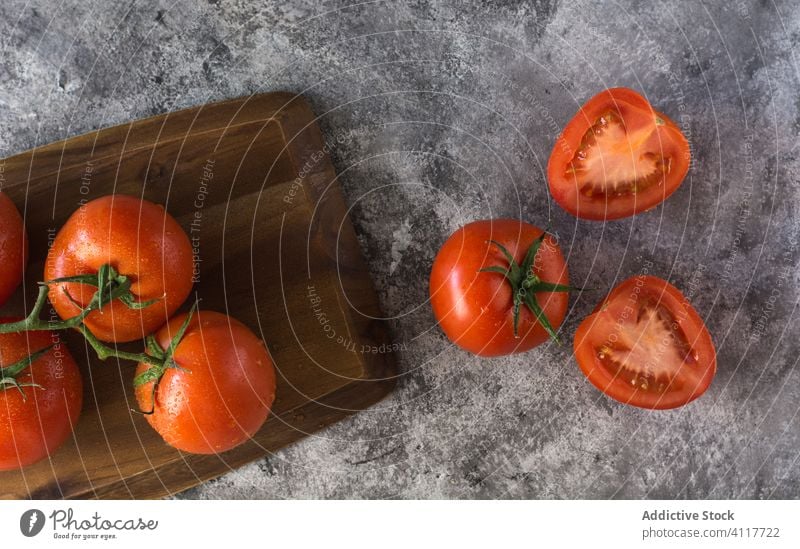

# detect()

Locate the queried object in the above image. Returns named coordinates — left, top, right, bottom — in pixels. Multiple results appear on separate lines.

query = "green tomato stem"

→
left=0, top=285, right=90, bottom=334
left=0, top=344, right=54, bottom=399
left=76, top=325, right=162, bottom=367
left=0, top=265, right=196, bottom=404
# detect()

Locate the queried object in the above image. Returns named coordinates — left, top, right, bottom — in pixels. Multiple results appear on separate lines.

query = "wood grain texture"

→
left=0, top=92, right=396, bottom=499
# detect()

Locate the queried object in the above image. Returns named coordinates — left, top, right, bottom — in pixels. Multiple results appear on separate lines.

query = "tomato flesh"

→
left=549, top=88, right=690, bottom=220
left=574, top=276, right=716, bottom=409
left=596, top=301, right=695, bottom=393
left=568, top=110, right=672, bottom=197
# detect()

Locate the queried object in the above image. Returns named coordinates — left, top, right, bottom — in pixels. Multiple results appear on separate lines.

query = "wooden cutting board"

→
left=0, top=92, right=396, bottom=499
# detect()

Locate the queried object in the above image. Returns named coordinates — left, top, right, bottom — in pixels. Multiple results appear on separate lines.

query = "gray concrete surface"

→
left=2, top=0, right=799, bottom=499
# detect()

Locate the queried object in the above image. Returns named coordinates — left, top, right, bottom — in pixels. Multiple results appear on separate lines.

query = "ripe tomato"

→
left=573, top=275, right=716, bottom=409
left=45, top=195, right=194, bottom=343
left=0, top=192, right=28, bottom=306
left=0, top=324, right=82, bottom=470
left=429, top=219, right=571, bottom=357
left=134, top=310, right=277, bottom=454
left=548, top=88, right=690, bottom=220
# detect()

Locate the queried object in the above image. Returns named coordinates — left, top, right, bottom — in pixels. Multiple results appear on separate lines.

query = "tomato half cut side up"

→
left=548, top=88, right=690, bottom=220
left=573, top=276, right=716, bottom=409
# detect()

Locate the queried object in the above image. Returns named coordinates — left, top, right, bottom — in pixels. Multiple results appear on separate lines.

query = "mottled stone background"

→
left=1, top=0, right=799, bottom=499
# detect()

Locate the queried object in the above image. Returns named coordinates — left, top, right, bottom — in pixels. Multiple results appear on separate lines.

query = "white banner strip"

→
left=0, top=500, right=797, bottom=548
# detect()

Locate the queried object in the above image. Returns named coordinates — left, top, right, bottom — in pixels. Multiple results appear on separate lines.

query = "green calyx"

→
left=0, top=345, right=52, bottom=400
left=50, top=263, right=161, bottom=313
left=478, top=230, right=579, bottom=344
left=131, top=301, right=198, bottom=415
left=0, top=263, right=161, bottom=335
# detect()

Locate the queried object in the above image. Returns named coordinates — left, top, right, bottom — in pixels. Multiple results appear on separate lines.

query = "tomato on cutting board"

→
left=548, top=88, right=690, bottom=220
left=134, top=310, right=277, bottom=455
left=0, top=325, right=82, bottom=470
left=573, top=275, right=716, bottom=409
left=45, top=195, right=194, bottom=343
left=0, top=192, right=28, bottom=307
left=430, top=219, right=573, bottom=357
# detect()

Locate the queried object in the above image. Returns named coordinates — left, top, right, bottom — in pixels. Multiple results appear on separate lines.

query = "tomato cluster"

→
left=0, top=194, right=276, bottom=470
left=430, top=88, right=716, bottom=410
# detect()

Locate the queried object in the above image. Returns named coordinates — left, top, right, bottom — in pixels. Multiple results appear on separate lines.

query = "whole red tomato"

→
left=0, top=192, right=28, bottom=306
left=429, top=219, right=571, bottom=357
left=134, top=310, right=277, bottom=455
left=573, top=275, right=716, bottom=409
left=548, top=88, right=690, bottom=220
left=0, top=324, right=82, bottom=470
left=45, top=195, right=194, bottom=343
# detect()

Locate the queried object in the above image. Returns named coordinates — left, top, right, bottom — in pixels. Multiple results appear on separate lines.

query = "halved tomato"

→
left=548, top=88, right=690, bottom=220
left=573, top=275, right=716, bottom=409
